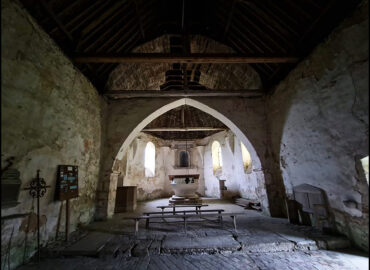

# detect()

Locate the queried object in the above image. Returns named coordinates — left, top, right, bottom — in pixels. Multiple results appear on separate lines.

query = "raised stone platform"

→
left=169, top=195, right=202, bottom=205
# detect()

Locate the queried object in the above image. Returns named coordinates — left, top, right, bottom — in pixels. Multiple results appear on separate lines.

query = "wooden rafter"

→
left=134, top=0, right=146, bottom=39
left=104, top=89, right=264, bottom=99
left=40, top=0, right=74, bottom=43
left=74, top=54, right=299, bottom=64
left=223, top=0, right=236, bottom=38
left=142, top=127, right=227, bottom=132
left=69, top=1, right=111, bottom=33
left=19, top=0, right=362, bottom=93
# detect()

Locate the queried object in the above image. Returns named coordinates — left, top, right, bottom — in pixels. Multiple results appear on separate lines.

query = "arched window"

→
left=361, top=156, right=369, bottom=185
left=212, top=141, right=223, bottom=174
left=179, top=151, right=190, bottom=167
left=144, top=142, right=155, bottom=177
left=241, top=142, right=252, bottom=173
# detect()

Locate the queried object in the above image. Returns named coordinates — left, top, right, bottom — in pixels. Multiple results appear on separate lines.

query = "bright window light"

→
left=144, top=142, right=155, bottom=177
left=361, top=156, right=369, bottom=185
left=212, top=141, right=222, bottom=174
left=241, top=142, right=252, bottom=173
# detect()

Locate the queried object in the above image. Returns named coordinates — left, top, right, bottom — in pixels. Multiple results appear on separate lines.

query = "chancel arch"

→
left=102, top=98, right=271, bottom=219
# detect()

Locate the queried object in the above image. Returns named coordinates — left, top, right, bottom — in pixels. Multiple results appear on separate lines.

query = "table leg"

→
left=218, top=211, right=222, bottom=223
left=161, top=207, right=164, bottom=215
left=146, top=218, right=149, bottom=229
left=173, top=206, right=175, bottom=215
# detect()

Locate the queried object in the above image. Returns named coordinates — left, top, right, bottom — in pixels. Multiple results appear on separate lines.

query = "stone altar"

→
left=168, top=174, right=201, bottom=204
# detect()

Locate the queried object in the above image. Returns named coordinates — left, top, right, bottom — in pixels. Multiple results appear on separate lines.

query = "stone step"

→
left=237, top=233, right=296, bottom=253
left=312, top=235, right=351, bottom=250
left=161, top=235, right=241, bottom=254
left=42, top=232, right=113, bottom=257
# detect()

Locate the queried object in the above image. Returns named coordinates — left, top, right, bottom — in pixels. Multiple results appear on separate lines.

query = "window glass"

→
left=179, top=151, right=189, bottom=167
left=144, top=142, right=155, bottom=177
left=212, top=141, right=222, bottom=174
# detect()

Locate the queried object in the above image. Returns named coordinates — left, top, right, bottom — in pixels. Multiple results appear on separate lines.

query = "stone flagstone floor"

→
left=17, top=198, right=369, bottom=269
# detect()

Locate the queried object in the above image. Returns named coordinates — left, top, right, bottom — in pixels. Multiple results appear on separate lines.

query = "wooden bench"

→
left=123, top=212, right=244, bottom=234
left=157, top=204, right=209, bottom=214
left=143, top=209, right=225, bottom=227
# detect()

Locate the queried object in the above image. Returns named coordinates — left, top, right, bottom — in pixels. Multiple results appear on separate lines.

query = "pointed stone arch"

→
left=96, top=97, right=275, bottom=220
left=114, top=98, right=262, bottom=171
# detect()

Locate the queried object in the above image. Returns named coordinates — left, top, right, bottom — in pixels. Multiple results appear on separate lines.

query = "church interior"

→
left=1, top=0, right=369, bottom=269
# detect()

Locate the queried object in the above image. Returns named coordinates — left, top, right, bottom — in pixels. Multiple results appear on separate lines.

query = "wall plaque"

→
left=56, top=165, right=78, bottom=201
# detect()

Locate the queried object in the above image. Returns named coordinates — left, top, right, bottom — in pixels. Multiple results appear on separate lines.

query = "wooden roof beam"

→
left=134, top=0, right=146, bottom=39
left=74, top=54, right=299, bottom=64
left=223, top=0, right=236, bottom=38
left=104, top=89, right=265, bottom=99
left=40, top=0, right=74, bottom=43
left=142, top=127, right=227, bottom=132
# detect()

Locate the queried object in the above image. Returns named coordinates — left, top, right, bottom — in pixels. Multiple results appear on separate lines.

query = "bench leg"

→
left=161, top=208, right=164, bottom=215
left=135, top=219, right=139, bottom=235
left=232, top=216, right=237, bottom=232
left=183, top=217, right=187, bottom=234
left=173, top=207, right=175, bottom=215
left=146, top=219, right=149, bottom=229
left=218, top=211, right=222, bottom=223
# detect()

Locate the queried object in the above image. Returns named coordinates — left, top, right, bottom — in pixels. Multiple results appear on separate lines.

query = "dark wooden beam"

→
left=76, top=1, right=129, bottom=50
left=40, top=0, right=74, bottom=43
left=245, top=1, right=300, bottom=38
left=233, top=7, right=289, bottom=53
left=238, top=1, right=296, bottom=49
left=69, top=1, right=110, bottom=33
left=134, top=0, right=146, bottom=39
left=267, top=0, right=338, bottom=87
left=104, top=89, right=264, bottom=99
left=74, top=54, right=299, bottom=64
left=142, top=127, right=227, bottom=132
left=223, top=0, right=236, bottom=38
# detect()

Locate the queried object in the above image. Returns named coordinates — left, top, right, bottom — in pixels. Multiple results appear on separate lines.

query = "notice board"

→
left=56, top=165, right=78, bottom=201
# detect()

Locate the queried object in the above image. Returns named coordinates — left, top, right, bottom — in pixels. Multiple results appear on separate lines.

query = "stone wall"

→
left=1, top=0, right=104, bottom=268
left=106, top=35, right=261, bottom=90
left=115, top=133, right=204, bottom=202
left=267, top=0, right=369, bottom=251
left=113, top=130, right=268, bottom=212
left=200, top=131, right=267, bottom=210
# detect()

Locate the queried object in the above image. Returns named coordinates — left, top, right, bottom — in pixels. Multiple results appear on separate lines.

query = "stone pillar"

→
left=107, top=172, right=119, bottom=218
left=95, top=172, right=119, bottom=220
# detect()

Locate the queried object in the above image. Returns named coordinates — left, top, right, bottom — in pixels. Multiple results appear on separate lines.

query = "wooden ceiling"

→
left=20, top=0, right=361, bottom=94
left=143, top=105, right=228, bottom=140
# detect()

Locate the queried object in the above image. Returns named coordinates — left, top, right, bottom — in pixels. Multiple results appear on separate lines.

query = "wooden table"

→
left=157, top=204, right=208, bottom=214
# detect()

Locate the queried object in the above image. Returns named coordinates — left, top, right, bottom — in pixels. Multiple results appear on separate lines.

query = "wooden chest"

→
left=115, top=186, right=137, bottom=213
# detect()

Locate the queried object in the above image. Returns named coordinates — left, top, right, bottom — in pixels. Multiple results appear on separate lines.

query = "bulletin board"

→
left=56, top=165, right=78, bottom=201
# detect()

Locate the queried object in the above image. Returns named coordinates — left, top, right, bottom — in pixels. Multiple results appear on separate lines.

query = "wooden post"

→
left=65, top=199, right=69, bottom=242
